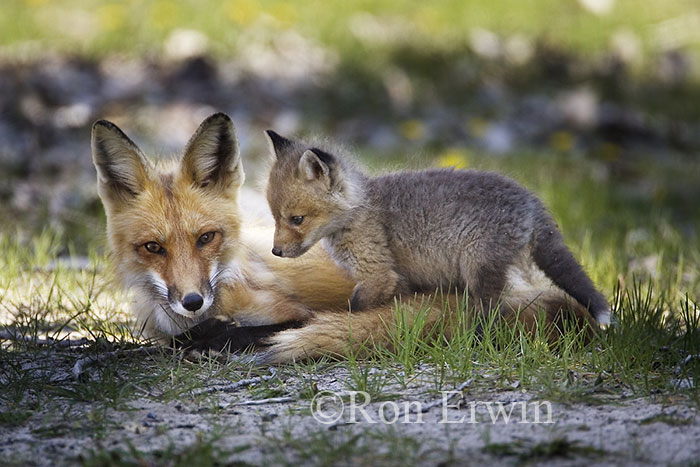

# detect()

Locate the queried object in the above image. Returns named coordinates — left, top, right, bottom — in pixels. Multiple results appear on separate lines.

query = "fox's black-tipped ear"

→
left=265, top=130, right=294, bottom=158
left=182, top=113, right=244, bottom=191
left=298, top=149, right=335, bottom=190
left=91, top=120, right=150, bottom=204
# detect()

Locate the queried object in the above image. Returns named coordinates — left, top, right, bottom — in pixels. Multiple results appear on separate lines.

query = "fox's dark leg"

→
left=461, top=254, right=514, bottom=317
left=533, top=223, right=610, bottom=324
left=172, top=319, right=304, bottom=353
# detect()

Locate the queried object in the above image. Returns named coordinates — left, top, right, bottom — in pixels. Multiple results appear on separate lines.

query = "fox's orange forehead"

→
left=110, top=169, right=239, bottom=245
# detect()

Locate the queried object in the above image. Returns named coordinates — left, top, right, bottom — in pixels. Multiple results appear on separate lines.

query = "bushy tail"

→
left=256, top=289, right=596, bottom=364
left=500, top=286, right=597, bottom=341
left=532, top=224, right=611, bottom=325
left=255, top=298, right=445, bottom=364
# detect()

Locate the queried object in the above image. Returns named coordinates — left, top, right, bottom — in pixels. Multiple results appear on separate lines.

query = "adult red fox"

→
left=91, top=113, right=598, bottom=363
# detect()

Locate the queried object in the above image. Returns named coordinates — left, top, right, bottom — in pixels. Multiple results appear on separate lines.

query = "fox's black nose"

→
left=182, top=293, right=204, bottom=312
left=271, top=247, right=283, bottom=257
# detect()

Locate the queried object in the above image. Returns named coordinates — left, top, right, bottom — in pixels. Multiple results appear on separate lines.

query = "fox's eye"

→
left=290, top=216, right=304, bottom=226
left=197, top=231, right=216, bottom=247
left=144, top=242, right=163, bottom=254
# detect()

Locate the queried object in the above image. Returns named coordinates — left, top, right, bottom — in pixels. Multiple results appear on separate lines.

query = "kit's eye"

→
left=290, top=216, right=304, bottom=226
left=197, top=231, right=216, bottom=247
left=144, top=242, right=164, bottom=254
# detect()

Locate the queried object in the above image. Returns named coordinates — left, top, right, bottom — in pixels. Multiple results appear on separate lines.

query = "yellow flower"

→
left=25, top=0, right=49, bottom=7
left=413, top=6, right=442, bottom=35
left=600, top=142, right=620, bottom=161
left=150, top=0, right=180, bottom=30
left=549, top=131, right=574, bottom=152
left=225, top=0, right=260, bottom=26
left=467, top=117, right=487, bottom=138
left=269, top=2, right=297, bottom=27
left=399, top=119, right=425, bottom=141
left=97, top=3, right=127, bottom=32
left=436, top=148, right=470, bottom=169
left=653, top=186, right=667, bottom=203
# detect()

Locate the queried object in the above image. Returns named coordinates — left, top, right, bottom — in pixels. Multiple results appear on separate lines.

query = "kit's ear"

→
left=265, top=130, right=295, bottom=159
left=298, top=148, right=335, bottom=190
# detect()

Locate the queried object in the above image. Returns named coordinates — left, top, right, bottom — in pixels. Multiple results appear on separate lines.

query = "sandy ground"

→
left=1, top=352, right=698, bottom=466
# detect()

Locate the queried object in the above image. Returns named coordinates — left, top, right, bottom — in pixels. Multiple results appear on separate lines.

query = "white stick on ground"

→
left=191, top=368, right=278, bottom=396
left=231, top=396, right=295, bottom=406
left=72, top=346, right=161, bottom=378
left=0, top=330, right=90, bottom=348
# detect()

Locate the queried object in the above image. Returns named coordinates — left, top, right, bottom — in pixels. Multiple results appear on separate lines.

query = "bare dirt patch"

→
left=1, top=348, right=698, bottom=466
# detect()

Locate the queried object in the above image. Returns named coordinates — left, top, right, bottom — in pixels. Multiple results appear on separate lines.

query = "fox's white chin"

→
left=151, top=303, right=212, bottom=336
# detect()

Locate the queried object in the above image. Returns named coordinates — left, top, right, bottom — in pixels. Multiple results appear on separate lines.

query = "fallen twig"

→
left=0, top=329, right=90, bottom=348
left=231, top=396, right=295, bottom=406
left=191, top=368, right=278, bottom=396
left=72, top=346, right=161, bottom=378
left=673, top=354, right=700, bottom=375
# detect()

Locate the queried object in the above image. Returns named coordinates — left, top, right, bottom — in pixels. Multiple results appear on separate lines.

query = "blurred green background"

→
left=3, top=0, right=700, bottom=61
left=0, top=0, right=698, bottom=300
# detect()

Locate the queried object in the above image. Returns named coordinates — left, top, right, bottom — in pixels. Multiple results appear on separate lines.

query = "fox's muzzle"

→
left=182, top=292, right=204, bottom=312
left=165, top=282, right=214, bottom=319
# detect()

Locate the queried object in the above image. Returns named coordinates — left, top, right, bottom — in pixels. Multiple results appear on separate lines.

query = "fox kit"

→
left=91, top=113, right=355, bottom=343
left=265, top=131, right=611, bottom=326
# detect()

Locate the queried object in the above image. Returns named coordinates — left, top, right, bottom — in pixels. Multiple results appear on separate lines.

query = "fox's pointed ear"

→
left=265, top=130, right=294, bottom=159
left=91, top=120, right=150, bottom=204
left=298, top=149, right=334, bottom=190
left=182, top=113, right=244, bottom=191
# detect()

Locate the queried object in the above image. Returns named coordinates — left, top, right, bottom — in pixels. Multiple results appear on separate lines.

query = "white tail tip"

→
left=596, top=309, right=612, bottom=326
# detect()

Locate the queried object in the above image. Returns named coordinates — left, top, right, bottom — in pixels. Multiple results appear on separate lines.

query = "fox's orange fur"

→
left=92, top=113, right=354, bottom=341
left=92, top=113, right=595, bottom=364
